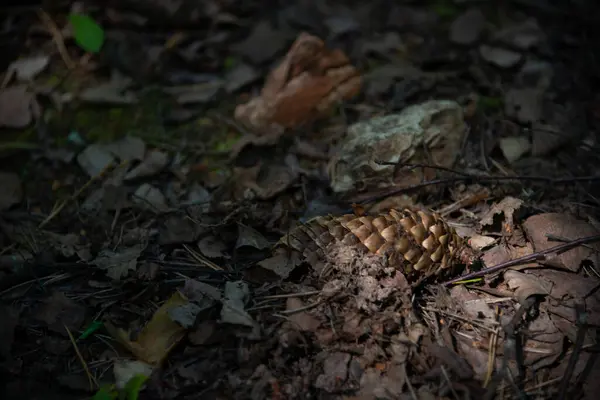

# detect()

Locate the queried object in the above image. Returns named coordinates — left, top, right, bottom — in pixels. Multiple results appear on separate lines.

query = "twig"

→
left=65, top=324, right=98, bottom=391
left=37, top=9, right=75, bottom=70
left=442, top=234, right=600, bottom=286
left=557, top=304, right=588, bottom=400
left=38, top=162, right=123, bottom=229
left=359, top=165, right=600, bottom=205
left=182, top=244, right=223, bottom=271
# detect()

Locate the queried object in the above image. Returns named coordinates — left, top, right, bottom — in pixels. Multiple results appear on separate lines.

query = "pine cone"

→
left=272, top=208, right=475, bottom=283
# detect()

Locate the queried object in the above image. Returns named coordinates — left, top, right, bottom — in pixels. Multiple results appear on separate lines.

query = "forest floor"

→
left=1, top=1, right=600, bottom=399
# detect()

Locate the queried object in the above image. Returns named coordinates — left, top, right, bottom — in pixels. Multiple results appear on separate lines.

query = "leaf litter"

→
left=1, top=2, right=600, bottom=400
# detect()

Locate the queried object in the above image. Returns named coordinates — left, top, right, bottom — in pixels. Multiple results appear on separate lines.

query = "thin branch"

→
left=359, top=163, right=600, bottom=205
left=442, top=234, right=600, bottom=286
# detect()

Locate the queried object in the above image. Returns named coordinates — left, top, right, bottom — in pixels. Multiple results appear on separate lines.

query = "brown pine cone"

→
left=270, top=208, right=475, bottom=284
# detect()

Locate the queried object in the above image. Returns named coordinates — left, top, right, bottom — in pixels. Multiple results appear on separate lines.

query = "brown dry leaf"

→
left=450, top=285, right=496, bottom=322
left=314, top=352, right=352, bottom=393
left=104, top=290, right=188, bottom=366
left=504, top=270, right=552, bottom=304
left=91, top=244, right=145, bottom=280
left=522, top=311, right=564, bottom=369
left=0, top=85, right=40, bottom=128
left=236, top=223, right=271, bottom=250
left=479, top=196, right=523, bottom=231
left=522, top=213, right=600, bottom=272
left=536, top=269, right=600, bottom=299
left=35, top=291, right=86, bottom=334
left=197, top=235, right=228, bottom=258
left=286, top=297, right=321, bottom=332
left=253, top=248, right=303, bottom=280
left=188, top=321, right=217, bottom=345
left=235, top=32, right=361, bottom=130
left=468, top=234, right=496, bottom=250
left=239, top=161, right=299, bottom=200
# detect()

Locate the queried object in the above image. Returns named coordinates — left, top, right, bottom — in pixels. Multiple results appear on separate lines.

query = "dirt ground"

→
left=1, top=1, right=600, bottom=399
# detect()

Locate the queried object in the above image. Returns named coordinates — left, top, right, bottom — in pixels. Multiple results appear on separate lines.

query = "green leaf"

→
left=92, top=385, right=118, bottom=400
left=68, top=13, right=105, bottom=53
left=79, top=320, right=103, bottom=340
left=121, top=374, right=149, bottom=400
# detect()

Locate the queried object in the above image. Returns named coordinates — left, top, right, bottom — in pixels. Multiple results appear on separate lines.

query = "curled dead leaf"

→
left=235, top=32, right=361, bottom=130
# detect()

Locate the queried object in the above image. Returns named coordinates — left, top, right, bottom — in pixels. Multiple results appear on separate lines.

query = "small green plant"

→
left=68, top=13, right=105, bottom=53
left=92, top=374, right=148, bottom=400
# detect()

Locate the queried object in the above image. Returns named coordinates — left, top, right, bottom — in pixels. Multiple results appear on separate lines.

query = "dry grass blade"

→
left=64, top=323, right=98, bottom=391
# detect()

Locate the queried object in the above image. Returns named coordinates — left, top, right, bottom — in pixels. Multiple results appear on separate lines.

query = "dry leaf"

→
left=0, top=85, right=40, bottom=128
left=235, top=32, right=361, bottom=130
left=522, top=213, right=600, bottom=271
left=105, top=290, right=188, bottom=365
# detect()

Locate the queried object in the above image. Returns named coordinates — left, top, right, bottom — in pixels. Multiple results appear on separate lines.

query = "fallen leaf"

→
left=498, top=136, right=531, bottom=163
left=158, top=216, right=204, bottom=244
left=236, top=223, right=271, bottom=250
left=104, top=290, right=188, bottom=365
left=132, top=183, right=169, bottom=212
left=78, top=81, right=137, bottom=104
left=536, top=269, right=600, bottom=300
left=35, top=291, right=86, bottom=334
left=220, top=281, right=261, bottom=339
left=124, top=150, right=169, bottom=180
left=254, top=248, right=303, bottom=279
left=314, top=352, right=351, bottom=392
left=494, top=18, right=544, bottom=50
left=235, top=32, right=361, bottom=130
left=479, top=45, right=522, bottom=68
left=188, top=321, right=217, bottom=345
left=450, top=285, right=496, bottom=322
left=168, top=302, right=203, bottom=328
left=47, top=232, right=91, bottom=260
left=522, top=213, right=600, bottom=272
left=77, top=144, right=116, bottom=177
left=92, top=244, right=145, bottom=280
left=103, top=135, right=146, bottom=161
left=468, top=234, right=497, bottom=251
left=505, top=270, right=552, bottom=304
left=197, top=235, right=228, bottom=258
left=224, top=63, right=260, bottom=93
left=325, top=15, right=360, bottom=38
left=479, top=196, right=523, bottom=230
left=359, top=32, right=404, bottom=58
left=230, top=20, right=290, bottom=64
left=113, top=360, right=153, bottom=390
left=182, top=278, right=222, bottom=303
left=8, top=55, right=50, bottom=81
left=450, top=9, right=486, bottom=45
left=505, top=88, right=544, bottom=123
left=285, top=297, right=321, bottom=331
left=0, top=85, right=40, bottom=128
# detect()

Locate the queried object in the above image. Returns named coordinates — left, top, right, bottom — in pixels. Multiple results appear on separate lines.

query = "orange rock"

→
left=235, top=32, right=361, bottom=131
